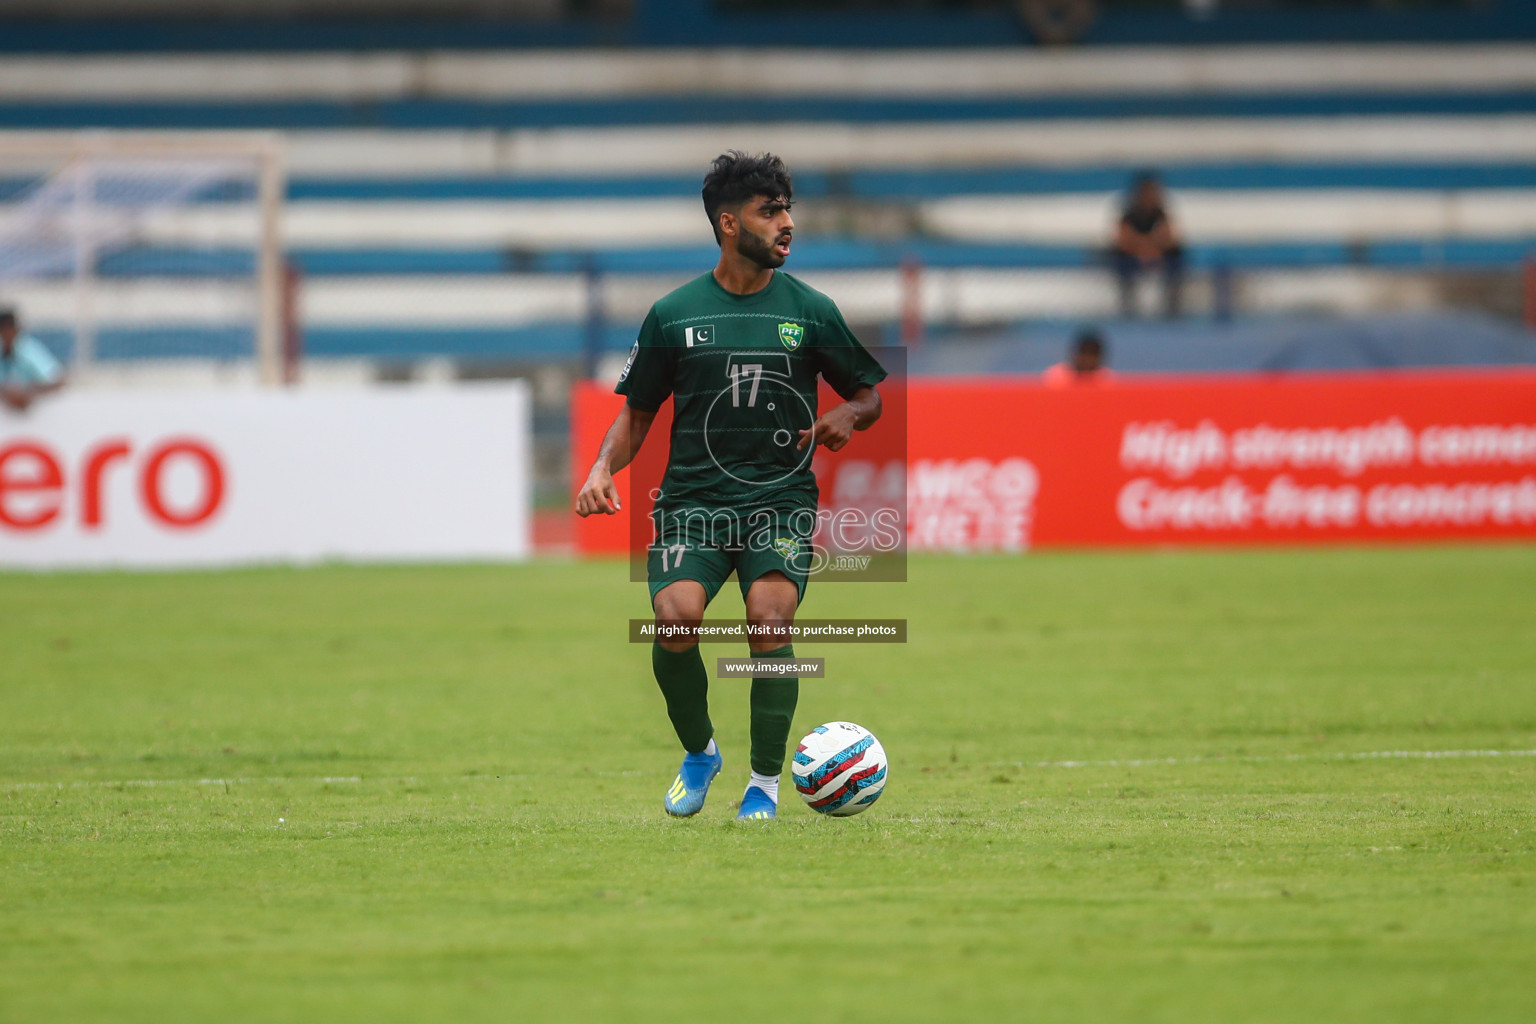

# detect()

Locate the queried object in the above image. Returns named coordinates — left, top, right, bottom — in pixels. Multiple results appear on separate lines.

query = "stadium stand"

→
left=1, top=1, right=1533, bottom=50
left=2, top=32, right=1535, bottom=378
left=1, top=2, right=1532, bottom=533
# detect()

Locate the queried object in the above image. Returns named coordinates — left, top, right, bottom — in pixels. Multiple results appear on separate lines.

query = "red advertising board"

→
left=573, top=370, right=1536, bottom=553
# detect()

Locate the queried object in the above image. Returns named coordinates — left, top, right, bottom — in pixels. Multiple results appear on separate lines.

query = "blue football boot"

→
left=736, top=784, right=777, bottom=821
left=663, top=746, right=722, bottom=817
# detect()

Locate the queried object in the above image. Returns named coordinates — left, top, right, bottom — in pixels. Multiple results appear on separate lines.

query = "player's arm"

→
left=1118, top=216, right=1171, bottom=263
left=0, top=381, right=59, bottom=411
left=1115, top=219, right=1154, bottom=262
left=22, top=378, right=64, bottom=404
left=796, top=385, right=880, bottom=453
left=3, top=347, right=66, bottom=411
left=575, top=403, right=657, bottom=516
left=1148, top=214, right=1179, bottom=253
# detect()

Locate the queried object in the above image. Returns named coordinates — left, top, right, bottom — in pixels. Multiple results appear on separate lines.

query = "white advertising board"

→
left=0, top=384, right=531, bottom=568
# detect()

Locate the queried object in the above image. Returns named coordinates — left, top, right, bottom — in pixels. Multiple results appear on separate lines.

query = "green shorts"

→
left=646, top=506, right=815, bottom=607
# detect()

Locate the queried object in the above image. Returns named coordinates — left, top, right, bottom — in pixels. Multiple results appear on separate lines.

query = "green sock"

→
left=652, top=642, right=713, bottom=754
left=749, top=644, right=799, bottom=776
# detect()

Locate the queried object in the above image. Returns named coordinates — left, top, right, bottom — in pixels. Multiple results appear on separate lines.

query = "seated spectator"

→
left=1112, top=171, right=1184, bottom=318
left=1043, top=329, right=1115, bottom=387
left=1, top=307, right=65, bottom=412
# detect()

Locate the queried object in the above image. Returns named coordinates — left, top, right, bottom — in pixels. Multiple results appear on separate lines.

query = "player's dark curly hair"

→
left=701, top=151, right=793, bottom=245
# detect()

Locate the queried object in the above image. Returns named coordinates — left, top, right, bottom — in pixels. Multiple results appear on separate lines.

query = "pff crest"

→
left=773, top=536, right=801, bottom=560
left=777, top=322, right=804, bottom=351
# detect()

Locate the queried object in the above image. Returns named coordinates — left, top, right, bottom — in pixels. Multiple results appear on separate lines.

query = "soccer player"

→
left=0, top=307, right=65, bottom=412
left=575, top=151, right=886, bottom=820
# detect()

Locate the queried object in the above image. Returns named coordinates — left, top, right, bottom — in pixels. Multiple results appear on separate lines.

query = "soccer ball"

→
left=793, top=722, right=889, bottom=816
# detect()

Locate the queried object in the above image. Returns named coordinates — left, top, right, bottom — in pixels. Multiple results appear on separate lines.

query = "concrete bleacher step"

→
left=1, top=44, right=1532, bottom=363
left=16, top=265, right=1528, bottom=363
left=3, top=46, right=1534, bottom=102
left=6, top=192, right=1533, bottom=249
left=7, top=91, right=1536, bottom=132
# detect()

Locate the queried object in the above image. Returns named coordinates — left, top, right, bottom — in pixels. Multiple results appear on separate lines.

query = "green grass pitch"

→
left=3, top=545, right=1535, bottom=1022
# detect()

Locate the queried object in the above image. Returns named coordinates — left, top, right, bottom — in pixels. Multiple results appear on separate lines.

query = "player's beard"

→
left=738, top=226, right=787, bottom=270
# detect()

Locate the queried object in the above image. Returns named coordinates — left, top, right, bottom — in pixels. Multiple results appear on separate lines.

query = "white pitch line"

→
left=1021, top=749, right=1536, bottom=770
left=5, top=751, right=1535, bottom=791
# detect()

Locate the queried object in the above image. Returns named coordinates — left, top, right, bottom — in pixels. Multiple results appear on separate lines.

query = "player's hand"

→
left=575, top=467, right=621, bottom=517
left=797, top=404, right=859, bottom=453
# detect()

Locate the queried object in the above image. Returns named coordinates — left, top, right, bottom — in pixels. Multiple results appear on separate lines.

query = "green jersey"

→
left=615, top=270, right=887, bottom=512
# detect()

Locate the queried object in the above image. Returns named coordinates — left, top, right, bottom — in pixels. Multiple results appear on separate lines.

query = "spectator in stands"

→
left=1112, top=171, right=1184, bottom=318
left=1, top=307, right=65, bottom=412
left=1043, top=328, right=1114, bottom=387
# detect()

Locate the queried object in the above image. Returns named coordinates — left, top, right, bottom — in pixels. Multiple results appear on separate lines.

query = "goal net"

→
left=0, top=132, right=287, bottom=384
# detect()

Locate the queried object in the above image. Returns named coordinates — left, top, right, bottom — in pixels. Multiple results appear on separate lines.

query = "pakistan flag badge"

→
left=777, top=321, right=804, bottom=351
left=773, top=536, right=801, bottom=561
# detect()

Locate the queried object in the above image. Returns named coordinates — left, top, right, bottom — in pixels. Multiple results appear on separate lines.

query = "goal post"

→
left=0, top=131, right=288, bottom=385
